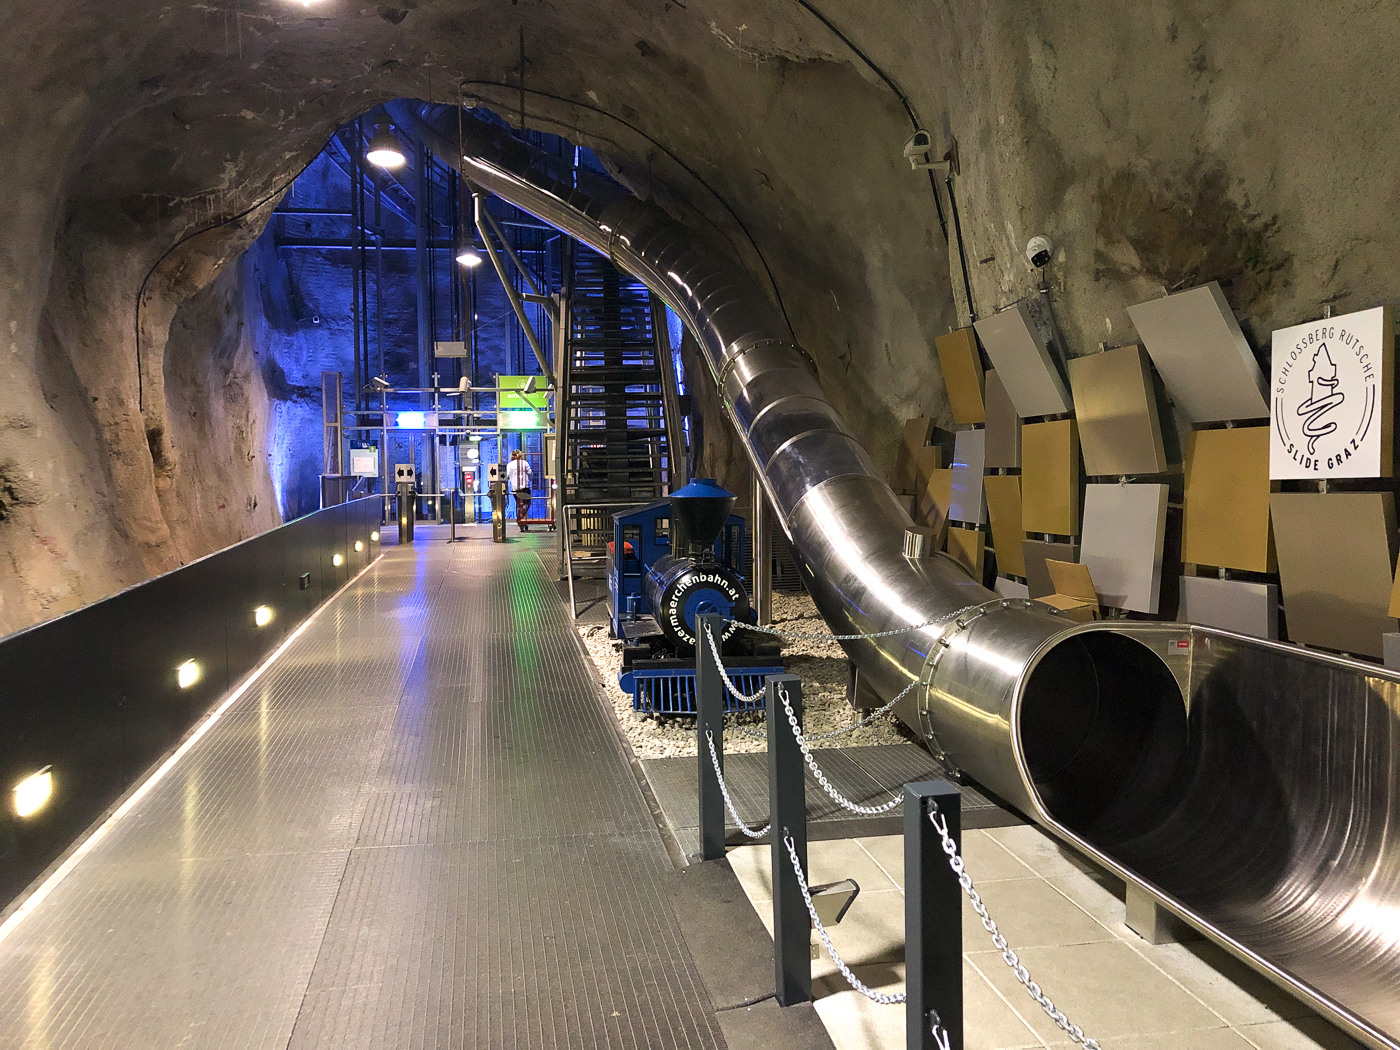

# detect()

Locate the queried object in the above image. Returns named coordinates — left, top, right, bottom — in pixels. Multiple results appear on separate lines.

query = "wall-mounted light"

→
left=12, top=767, right=53, bottom=819
left=401, top=517, right=408, bottom=525
left=456, top=249, right=482, bottom=267
left=354, top=540, right=364, bottom=552
left=371, top=530, right=380, bottom=542
left=467, top=447, right=479, bottom=462
left=177, top=660, right=201, bottom=689
left=332, top=553, right=344, bottom=567
left=365, top=124, right=406, bottom=169
left=254, top=605, right=274, bottom=628
left=397, top=411, right=426, bottom=429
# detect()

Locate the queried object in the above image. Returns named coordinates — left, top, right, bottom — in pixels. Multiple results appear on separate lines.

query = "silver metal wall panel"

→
left=973, top=302, right=1072, bottom=418
left=1177, top=576, right=1279, bottom=639
left=993, top=576, right=1031, bottom=599
left=1126, top=282, right=1269, bottom=423
left=950, top=428, right=987, bottom=524
left=1080, top=483, right=1169, bottom=613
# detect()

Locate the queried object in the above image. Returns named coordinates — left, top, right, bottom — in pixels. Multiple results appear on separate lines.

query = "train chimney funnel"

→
left=669, top=479, right=735, bottom=561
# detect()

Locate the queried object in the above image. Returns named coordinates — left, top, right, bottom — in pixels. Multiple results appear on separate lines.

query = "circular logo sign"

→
left=1270, top=308, right=1386, bottom=479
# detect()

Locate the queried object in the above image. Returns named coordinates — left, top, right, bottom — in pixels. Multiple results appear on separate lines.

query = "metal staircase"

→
left=557, top=244, right=686, bottom=582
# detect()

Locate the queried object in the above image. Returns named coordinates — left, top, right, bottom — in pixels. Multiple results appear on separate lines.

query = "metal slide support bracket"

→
left=767, top=674, right=811, bottom=1006
left=696, top=613, right=727, bottom=861
left=905, top=780, right=964, bottom=1050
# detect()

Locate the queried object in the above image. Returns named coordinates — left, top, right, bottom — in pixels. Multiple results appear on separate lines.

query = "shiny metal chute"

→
left=396, top=101, right=1400, bottom=1050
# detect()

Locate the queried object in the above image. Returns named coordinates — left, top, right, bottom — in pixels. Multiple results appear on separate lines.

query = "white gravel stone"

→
left=578, top=592, right=917, bottom=759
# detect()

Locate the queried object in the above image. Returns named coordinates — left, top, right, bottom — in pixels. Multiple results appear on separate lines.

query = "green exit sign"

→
left=498, top=375, right=548, bottom=410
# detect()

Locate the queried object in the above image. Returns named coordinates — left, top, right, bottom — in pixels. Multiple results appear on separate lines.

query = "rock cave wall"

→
left=3, top=1, right=1400, bottom=633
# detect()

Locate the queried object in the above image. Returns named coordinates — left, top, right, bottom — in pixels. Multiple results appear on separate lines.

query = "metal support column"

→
left=751, top=472, right=772, bottom=625
left=474, top=191, right=555, bottom=386
left=905, top=780, right=964, bottom=1050
left=696, top=612, right=727, bottom=861
left=767, top=673, right=810, bottom=1006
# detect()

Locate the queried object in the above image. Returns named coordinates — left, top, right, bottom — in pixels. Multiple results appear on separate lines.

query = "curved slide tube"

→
left=395, top=101, right=1400, bottom=1049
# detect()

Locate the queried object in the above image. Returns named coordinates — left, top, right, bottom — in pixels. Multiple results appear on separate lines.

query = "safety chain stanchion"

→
left=766, top=673, right=811, bottom=1006
left=704, top=730, right=770, bottom=839
left=778, top=682, right=902, bottom=815
left=927, top=803, right=1102, bottom=1050
left=906, top=781, right=964, bottom=1050
left=696, top=612, right=729, bottom=861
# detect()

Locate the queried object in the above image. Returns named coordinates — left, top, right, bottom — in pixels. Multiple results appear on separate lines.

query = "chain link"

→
left=926, top=804, right=1102, bottom=1049
left=703, top=622, right=766, bottom=704
left=704, top=730, right=771, bottom=839
left=782, top=830, right=907, bottom=1005
left=703, top=622, right=915, bottom=744
left=728, top=605, right=983, bottom=643
left=777, top=682, right=902, bottom=815
left=805, top=676, right=915, bottom=742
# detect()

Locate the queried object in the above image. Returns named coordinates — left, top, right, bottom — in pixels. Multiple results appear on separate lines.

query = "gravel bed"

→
left=578, top=591, right=916, bottom=759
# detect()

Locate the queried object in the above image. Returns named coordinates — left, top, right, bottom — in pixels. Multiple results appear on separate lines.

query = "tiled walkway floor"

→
left=0, top=527, right=723, bottom=1049
left=728, top=827, right=1365, bottom=1050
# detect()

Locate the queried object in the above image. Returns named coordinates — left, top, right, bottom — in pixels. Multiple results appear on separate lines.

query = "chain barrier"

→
left=727, top=608, right=981, bottom=642
left=777, top=682, right=902, bottom=815
left=703, top=729, right=771, bottom=839
left=927, top=803, right=1102, bottom=1049
left=702, top=622, right=914, bottom=743
left=782, top=830, right=908, bottom=1006
left=703, top=622, right=767, bottom=705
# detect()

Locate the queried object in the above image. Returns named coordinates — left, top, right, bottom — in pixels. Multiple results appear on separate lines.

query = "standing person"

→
left=506, top=449, right=533, bottom=532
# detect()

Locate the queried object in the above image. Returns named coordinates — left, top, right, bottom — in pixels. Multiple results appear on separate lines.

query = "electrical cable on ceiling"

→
left=791, top=0, right=981, bottom=321
left=458, top=80, right=793, bottom=336
left=790, top=0, right=947, bottom=241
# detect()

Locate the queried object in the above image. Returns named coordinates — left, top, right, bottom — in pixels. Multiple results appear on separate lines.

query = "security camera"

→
left=1026, top=235, right=1053, bottom=269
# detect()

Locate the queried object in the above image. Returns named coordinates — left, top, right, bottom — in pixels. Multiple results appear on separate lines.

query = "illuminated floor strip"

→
left=0, top=553, right=384, bottom=949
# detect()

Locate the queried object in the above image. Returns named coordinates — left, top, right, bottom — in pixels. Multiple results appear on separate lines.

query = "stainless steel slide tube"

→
left=395, top=102, right=1400, bottom=1050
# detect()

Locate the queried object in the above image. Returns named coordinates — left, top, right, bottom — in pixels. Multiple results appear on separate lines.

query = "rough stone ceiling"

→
left=6, top=1, right=1400, bottom=631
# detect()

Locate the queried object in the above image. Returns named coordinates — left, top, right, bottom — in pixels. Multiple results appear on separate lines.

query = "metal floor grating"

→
left=0, top=532, right=723, bottom=1049
left=643, top=744, right=1023, bottom=858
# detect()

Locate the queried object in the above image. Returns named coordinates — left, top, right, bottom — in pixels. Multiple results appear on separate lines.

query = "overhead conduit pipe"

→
left=392, top=100, right=1400, bottom=1050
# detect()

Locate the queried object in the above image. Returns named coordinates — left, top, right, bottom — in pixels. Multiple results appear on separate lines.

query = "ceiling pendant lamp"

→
left=365, top=124, right=405, bottom=169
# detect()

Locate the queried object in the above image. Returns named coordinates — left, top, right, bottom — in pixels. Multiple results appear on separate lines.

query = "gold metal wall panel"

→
left=984, top=370, right=1020, bottom=468
left=1067, top=345, right=1167, bottom=476
left=983, top=475, right=1026, bottom=578
left=1182, top=427, right=1274, bottom=572
left=1021, top=539, right=1080, bottom=599
left=891, top=417, right=936, bottom=493
left=935, top=328, right=986, bottom=425
left=1021, top=420, right=1080, bottom=536
left=1270, top=492, right=1397, bottom=658
left=916, top=468, right=953, bottom=539
left=912, top=446, right=943, bottom=492
left=946, top=527, right=985, bottom=578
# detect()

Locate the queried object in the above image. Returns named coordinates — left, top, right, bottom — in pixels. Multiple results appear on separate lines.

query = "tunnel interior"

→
left=1019, top=631, right=1190, bottom=841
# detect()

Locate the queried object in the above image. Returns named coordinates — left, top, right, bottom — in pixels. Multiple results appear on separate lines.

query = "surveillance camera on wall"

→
left=1026, top=235, right=1053, bottom=269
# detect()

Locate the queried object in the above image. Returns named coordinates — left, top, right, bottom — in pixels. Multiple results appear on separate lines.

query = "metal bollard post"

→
left=695, top=612, right=727, bottom=862
left=767, top=674, right=811, bottom=1006
left=905, top=780, right=963, bottom=1050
